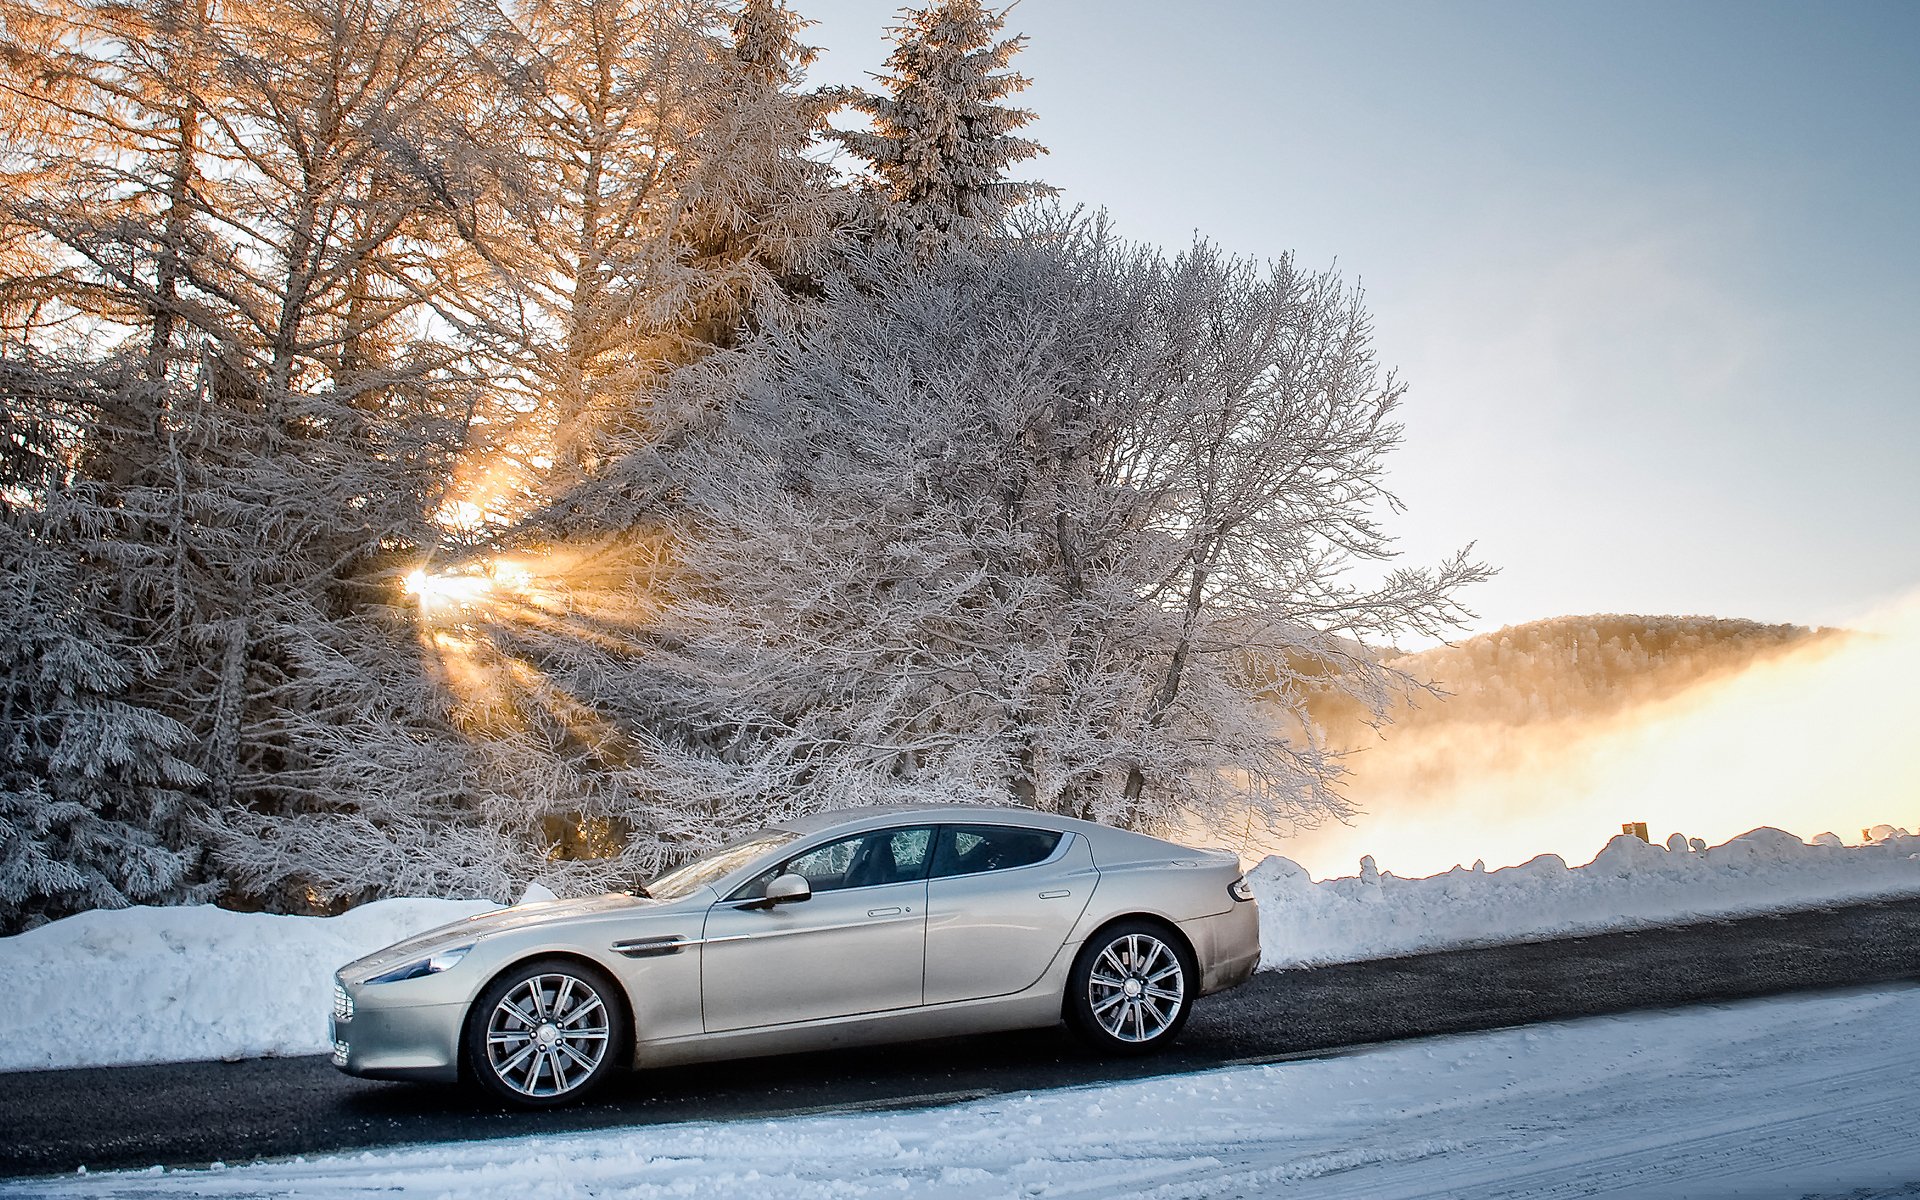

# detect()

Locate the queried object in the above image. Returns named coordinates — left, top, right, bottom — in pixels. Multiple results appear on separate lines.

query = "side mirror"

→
left=764, top=873, right=811, bottom=906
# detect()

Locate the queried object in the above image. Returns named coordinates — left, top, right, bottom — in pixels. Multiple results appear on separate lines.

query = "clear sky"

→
left=796, top=0, right=1920, bottom=635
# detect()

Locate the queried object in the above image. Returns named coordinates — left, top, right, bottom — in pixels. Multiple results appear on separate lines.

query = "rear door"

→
left=923, top=825, right=1096, bottom=1005
left=700, top=826, right=933, bottom=1032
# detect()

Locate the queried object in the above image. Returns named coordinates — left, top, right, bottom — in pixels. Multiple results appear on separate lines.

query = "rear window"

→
left=931, top=826, right=1062, bottom=878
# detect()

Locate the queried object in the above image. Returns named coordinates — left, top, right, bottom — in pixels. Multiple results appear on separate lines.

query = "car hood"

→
left=343, top=892, right=672, bottom=978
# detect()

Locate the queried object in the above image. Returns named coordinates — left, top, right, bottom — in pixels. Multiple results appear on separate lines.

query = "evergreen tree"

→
left=0, top=515, right=204, bottom=932
left=835, top=0, right=1049, bottom=256
left=1, top=0, right=531, bottom=909
left=672, top=0, right=851, bottom=349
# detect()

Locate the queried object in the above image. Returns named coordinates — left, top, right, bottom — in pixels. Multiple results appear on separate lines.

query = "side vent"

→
left=611, top=936, right=690, bottom=958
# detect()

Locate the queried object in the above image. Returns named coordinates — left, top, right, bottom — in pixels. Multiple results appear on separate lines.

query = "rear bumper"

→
left=330, top=984, right=465, bottom=1083
left=1182, top=901, right=1261, bottom=995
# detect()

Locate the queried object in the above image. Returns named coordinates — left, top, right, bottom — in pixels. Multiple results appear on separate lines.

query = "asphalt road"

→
left=6, top=895, right=1920, bottom=1179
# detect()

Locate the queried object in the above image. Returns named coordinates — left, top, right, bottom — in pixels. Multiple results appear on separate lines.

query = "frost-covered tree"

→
left=0, top=0, right=542, bottom=908
left=452, top=0, right=849, bottom=505
left=0, top=516, right=204, bottom=933
left=636, top=212, right=1486, bottom=839
left=835, top=0, right=1048, bottom=256
left=671, top=0, right=851, bottom=350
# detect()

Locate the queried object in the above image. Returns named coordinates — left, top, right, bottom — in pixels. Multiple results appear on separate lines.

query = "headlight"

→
left=333, top=979, right=354, bottom=1020
left=368, top=943, right=474, bottom=984
left=1228, top=876, right=1256, bottom=903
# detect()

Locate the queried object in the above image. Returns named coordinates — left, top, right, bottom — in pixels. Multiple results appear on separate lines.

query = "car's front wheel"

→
left=1066, top=921, right=1195, bottom=1053
left=465, top=959, right=626, bottom=1107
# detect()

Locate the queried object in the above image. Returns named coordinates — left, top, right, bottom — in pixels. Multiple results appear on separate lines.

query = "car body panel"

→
left=331, top=805, right=1259, bottom=1084
left=923, top=832, right=1095, bottom=1004
left=700, top=877, right=929, bottom=1031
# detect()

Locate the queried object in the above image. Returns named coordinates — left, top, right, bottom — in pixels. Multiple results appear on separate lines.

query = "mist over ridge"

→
left=1255, top=610, right=1915, bottom=881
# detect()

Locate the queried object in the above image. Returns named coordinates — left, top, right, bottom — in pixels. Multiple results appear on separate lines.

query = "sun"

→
left=403, top=567, right=497, bottom=613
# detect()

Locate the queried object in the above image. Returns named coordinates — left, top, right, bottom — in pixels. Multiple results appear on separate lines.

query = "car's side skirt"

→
left=632, top=978, right=1067, bottom=1069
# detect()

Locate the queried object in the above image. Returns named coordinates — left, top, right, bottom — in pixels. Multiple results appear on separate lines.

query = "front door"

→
left=700, top=826, right=933, bottom=1033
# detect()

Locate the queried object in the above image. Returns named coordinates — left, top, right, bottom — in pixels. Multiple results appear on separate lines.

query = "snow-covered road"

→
left=11, top=983, right=1918, bottom=1199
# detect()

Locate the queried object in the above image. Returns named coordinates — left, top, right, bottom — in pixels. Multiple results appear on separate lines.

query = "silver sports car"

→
left=331, top=804, right=1260, bottom=1106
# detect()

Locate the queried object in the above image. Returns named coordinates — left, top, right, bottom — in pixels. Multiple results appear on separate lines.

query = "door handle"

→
left=1039, top=890, right=1071, bottom=899
left=867, top=906, right=903, bottom=917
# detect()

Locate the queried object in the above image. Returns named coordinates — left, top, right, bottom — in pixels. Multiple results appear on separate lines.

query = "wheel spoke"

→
left=1138, top=941, right=1165, bottom=975
left=559, top=996, right=605, bottom=1028
left=556, top=1039, right=597, bottom=1073
left=497, top=1040, right=537, bottom=1073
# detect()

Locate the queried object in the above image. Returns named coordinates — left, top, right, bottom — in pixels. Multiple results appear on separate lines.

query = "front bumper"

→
left=330, top=976, right=466, bottom=1083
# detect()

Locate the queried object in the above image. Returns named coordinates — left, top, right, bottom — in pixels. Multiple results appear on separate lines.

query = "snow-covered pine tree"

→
left=0, top=512, right=204, bottom=933
left=2, top=0, right=543, bottom=909
left=667, top=0, right=851, bottom=352
left=835, top=0, right=1049, bottom=256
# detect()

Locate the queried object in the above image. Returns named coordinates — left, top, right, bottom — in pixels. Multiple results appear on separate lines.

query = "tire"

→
left=1066, top=920, right=1196, bottom=1054
left=464, top=958, right=627, bottom=1107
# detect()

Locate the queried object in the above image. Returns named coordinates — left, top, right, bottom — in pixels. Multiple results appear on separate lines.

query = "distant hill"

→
left=1308, top=614, right=1837, bottom=744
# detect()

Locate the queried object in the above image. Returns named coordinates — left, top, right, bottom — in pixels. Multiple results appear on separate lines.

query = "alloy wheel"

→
left=1086, top=932, right=1186, bottom=1043
left=483, top=972, right=611, bottom=1098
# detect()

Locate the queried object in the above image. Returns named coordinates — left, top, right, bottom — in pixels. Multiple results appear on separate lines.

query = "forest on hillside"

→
left=0, top=0, right=1483, bottom=930
left=1307, top=615, right=1831, bottom=747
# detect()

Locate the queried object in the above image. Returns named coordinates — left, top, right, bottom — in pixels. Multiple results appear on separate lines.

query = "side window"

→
left=782, top=835, right=861, bottom=891
left=730, top=827, right=934, bottom=899
left=931, top=826, right=1063, bottom=879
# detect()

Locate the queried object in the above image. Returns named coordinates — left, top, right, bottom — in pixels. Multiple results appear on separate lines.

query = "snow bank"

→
left=0, top=898, right=493, bottom=1072
left=1254, top=825, right=1920, bottom=968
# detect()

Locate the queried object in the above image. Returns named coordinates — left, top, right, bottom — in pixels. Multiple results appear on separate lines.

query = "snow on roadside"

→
left=9, top=984, right=1920, bottom=1199
left=0, top=898, right=493, bottom=1072
left=1255, top=825, right=1920, bottom=968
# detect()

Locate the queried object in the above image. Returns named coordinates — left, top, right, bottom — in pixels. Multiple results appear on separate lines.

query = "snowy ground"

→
left=6, top=827, right=1920, bottom=1072
left=8, top=982, right=1920, bottom=1198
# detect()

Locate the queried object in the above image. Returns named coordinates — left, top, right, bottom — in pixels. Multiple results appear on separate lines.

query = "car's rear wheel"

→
left=465, top=959, right=625, bottom=1107
left=1066, top=921, right=1195, bottom=1053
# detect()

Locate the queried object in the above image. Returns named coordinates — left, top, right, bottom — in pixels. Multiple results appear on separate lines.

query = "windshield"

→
left=644, top=830, right=798, bottom=900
